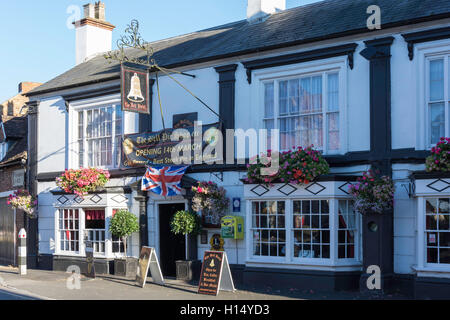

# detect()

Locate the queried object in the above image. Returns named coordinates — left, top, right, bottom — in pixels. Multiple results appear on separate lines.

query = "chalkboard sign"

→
left=198, top=251, right=235, bottom=296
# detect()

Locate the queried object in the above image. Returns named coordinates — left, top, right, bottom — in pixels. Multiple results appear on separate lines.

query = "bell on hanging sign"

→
left=127, top=73, right=145, bottom=103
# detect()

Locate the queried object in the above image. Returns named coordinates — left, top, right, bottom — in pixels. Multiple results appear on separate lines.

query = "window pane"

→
left=328, top=112, right=340, bottom=151
left=288, top=79, right=299, bottom=114
left=271, top=73, right=338, bottom=152
left=251, top=201, right=286, bottom=258
left=338, top=200, right=357, bottom=259
left=430, top=102, right=445, bottom=145
left=430, top=59, right=444, bottom=101
left=328, top=73, right=339, bottom=111
left=279, top=81, right=288, bottom=115
left=299, top=78, right=311, bottom=114
left=311, top=75, right=322, bottom=112
left=264, top=82, right=274, bottom=118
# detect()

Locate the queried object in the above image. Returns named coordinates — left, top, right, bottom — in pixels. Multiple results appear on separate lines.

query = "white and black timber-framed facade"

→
left=24, top=0, right=450, bottom=298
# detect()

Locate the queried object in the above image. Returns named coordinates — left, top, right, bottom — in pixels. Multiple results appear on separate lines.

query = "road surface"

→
left=0, top=288, right=40, bottom=300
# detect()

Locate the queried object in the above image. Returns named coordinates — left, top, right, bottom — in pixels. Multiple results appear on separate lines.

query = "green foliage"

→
left=170, top=210, right=202, bottom=236
left=109, top=209, right=140, bottom=239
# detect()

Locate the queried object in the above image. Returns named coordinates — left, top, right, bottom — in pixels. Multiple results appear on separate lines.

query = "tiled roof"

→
left=27, top=0, right=450, bottom=96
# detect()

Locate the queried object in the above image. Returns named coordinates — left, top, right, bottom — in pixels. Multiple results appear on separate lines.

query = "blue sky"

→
left=0, top=0, right=320, bottom=103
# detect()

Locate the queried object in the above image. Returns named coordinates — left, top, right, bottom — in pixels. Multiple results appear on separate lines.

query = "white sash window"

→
left=77, top=105, right=122, bottom=168
left=263, top=68, right=343, bottom=154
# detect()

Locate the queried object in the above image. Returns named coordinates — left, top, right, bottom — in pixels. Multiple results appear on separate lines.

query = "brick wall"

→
left=0, top=163, right=24, bottom=193
left=0, top=82, right=41, bottom=121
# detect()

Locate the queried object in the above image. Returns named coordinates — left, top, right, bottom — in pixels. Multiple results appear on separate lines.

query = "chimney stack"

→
left=74, top=2, right=115, bottom=65
left=247, top=0, right=285, bottom=23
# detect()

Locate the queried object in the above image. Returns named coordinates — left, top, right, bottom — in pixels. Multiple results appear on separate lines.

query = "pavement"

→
left=0, top=266, right=410, bottom=300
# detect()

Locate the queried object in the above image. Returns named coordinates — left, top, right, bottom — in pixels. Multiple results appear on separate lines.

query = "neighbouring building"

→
left=0, top=81, right=41, bottom=267
left=24, top=0, right=450, bottom=298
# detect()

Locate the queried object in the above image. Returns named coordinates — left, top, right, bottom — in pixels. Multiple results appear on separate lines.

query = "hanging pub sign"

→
left=121, top=122, right=222, bottom=168
left=121, top=64, right=150, bottom=114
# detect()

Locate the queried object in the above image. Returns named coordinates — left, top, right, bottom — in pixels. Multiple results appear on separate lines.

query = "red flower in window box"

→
left=56, top=168, right=110, bottom=198
left=244, top=145, right=329, bottom=186
left=426, top=137, right=450, bottom=172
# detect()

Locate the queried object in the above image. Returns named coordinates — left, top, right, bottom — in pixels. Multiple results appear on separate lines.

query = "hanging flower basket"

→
left=191, top=181, right=229, bottom=227
left=244, top=145, right=330, bottom=186
left=8, top=189, right=37, bottom=217
left=348, top=170, right=394, bottom=215
left=56, top=168, right=110, bottom=198
left=426, top=137, right=450, bottom=172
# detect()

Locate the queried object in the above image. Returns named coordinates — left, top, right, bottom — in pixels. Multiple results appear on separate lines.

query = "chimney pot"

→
left=75, top=2, right=115, bottom=65
left=83, top=3, right=95, bottom=19
left=95, top=1, right=106, bottom=21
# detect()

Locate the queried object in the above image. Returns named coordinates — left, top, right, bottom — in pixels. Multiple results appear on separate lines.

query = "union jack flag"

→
left=141, top=166, right=189, bottom=197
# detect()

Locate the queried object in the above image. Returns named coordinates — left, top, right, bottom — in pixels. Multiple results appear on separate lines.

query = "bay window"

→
left=56, top=207, right=124, bottom=257
left=75, top=104, right=123, bottom=169
left=425, top=198, right=450, bottom=264
left=248, top=197, right=360, bottom=265
left=263, top=70, right=342, bottom=153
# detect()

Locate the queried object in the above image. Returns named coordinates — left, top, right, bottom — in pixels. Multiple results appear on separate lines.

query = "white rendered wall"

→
left=75, top=24, right=112, bottom=65
left=37, top=97, right=67, bottom=174
left=392, top=163, right=425, bottom=274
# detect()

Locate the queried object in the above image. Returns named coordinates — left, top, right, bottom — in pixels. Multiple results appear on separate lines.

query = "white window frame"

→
left=55, top=207, right=122, bottom=259
left=417, top=196, right=450, bottom=274
left=416, top=40, right=450, bottom=150
left=245, top=197, right=361, bottom=268
left=251, top=57, right=348, bottom=155
left=68, top=94, right=123, bottom=170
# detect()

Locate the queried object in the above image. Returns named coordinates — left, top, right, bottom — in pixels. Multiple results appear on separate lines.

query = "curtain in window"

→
left=338, top=201, right=355, bottom=237
left=85, top=210, right=105, bottom=221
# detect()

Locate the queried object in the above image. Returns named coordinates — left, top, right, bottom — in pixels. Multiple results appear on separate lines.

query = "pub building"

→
left=24, top=0, right=450, bottom=298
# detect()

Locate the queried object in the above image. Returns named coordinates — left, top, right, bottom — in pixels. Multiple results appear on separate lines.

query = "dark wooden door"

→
left=159, top=203, right=186, bottom=277
left=0, top=197, right=15, bottom=266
